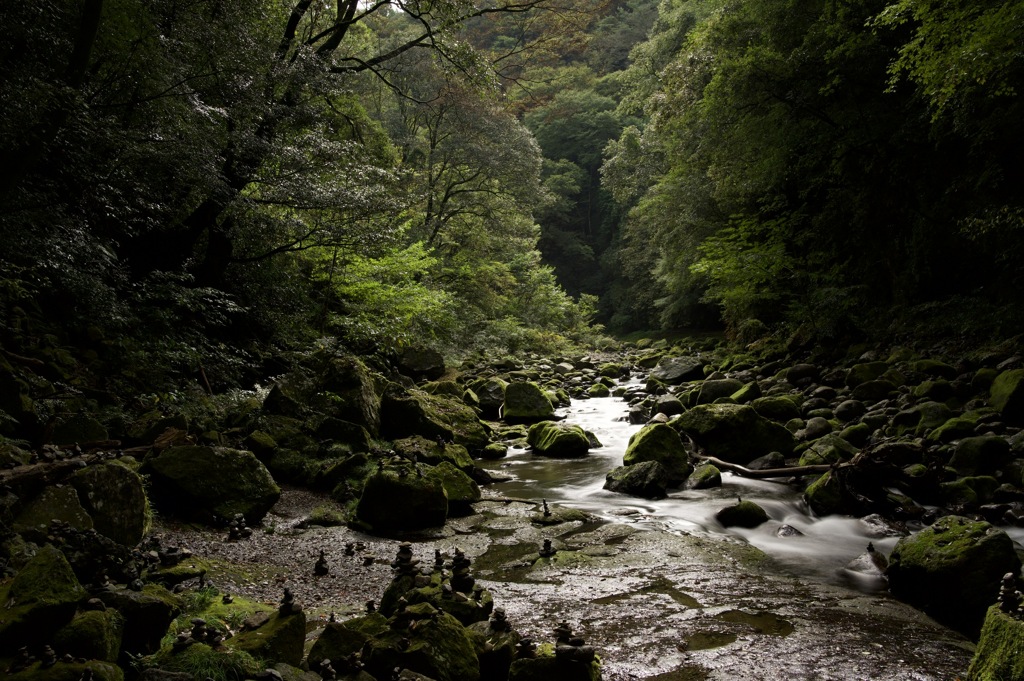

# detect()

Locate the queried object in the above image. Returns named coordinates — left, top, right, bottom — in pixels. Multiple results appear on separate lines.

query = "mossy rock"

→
left=381, top=388, right=490, bottom=449
left=623, top=423, right=692, bottom=484
left=354, top=465, right=448, bottom=532
left=530, top=506, right=590, bottom=525
left=12, top=485, right=93, bottom=541
left=587, top=383, right=611, bottom=398
left=672, top=403, right=794, bottom=465
left=804, top=471, right=847, bottom=516
left=314, top=417, right=373, bottom=452
left=307, top=612, right=390, bottom=669
left=425, top=461, right=481, bottom=512
left=0, top=545, right=88, bottom=652
left=887, top=515, right=1022, bottom=637
left=228, top=609, right=307, bottom=667
left=967, top=605, right=1024, bottom=681
left=845, top=361, right=888, bottom=387
left=731, top=381, right=762, bottom=404
left=467, top=377, right=508, bottom=418
left=891, top=401, right=953, bottom=437
left=686, top=463, right=722, bottom=490
left=53, top=608, right=123, bottom=662
left=394, top=435, right=474, bottom=469
left=468, top=619, right=521, bottom=681
left=695, top=378, right=744, bottom=405
left=68, top=460, right=149, bottom=546
left=508, top=646, right=600, bottom=681
left=716, top=500, right=769, bottom=528
left=990, top=368, right=1024, bottom=424
left=928, top=411, right=994, bottom=443
left=947, top=435, right=1011, bottom=477
left=911, top=379, right=955, bottom=401
left=838, top=422, right=872, bottom=447
left=144, top=556, right=213, bottom=588
left=649, top=356, right=705, bottom=384
left=320, top=354, right=383, bottom=435
left=149, top=641, right=262, bottom=681
left=363, top=604, right=480, bottom=681
left=51, top=414, right=109, bottom=446
left=501, top=382, right=556, bottom=424
left=398, top=346, right=447, bottom=381
left=798, top=434, right=857, bottom=467
left=142, top=445, right=281, bottom=523
left=480, top=443, right=508, bottom=460
left=7, top=662, right=123, bottom=681
left=97, top=584, right=183, bottom=655
left=604, top=461, right=670, bottom=499
left=850, top=379, right=898, bottom=402
left=750, top=395, right=801, bottom=423
left=527, top=422, right=590, bottom=459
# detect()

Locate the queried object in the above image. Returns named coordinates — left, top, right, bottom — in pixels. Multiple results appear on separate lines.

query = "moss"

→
left=228, top=609, right=307, bottom=667
left=53, top=609, right=123, bottom=663
left=623, top=423, right=691, bottom=484
left=804, top=471, right=846, bottom=516
left=12, top=486, right=94, bottom=541
left=527, top=422, right=590, bottom=459
left=7, top=662, right=123, bottom=681
left=672, top=403, right=794, bottom=464
left=150, top=642, right=263, bottom=681
left=501, top=382, right=556, bottom=424
left=363, top=607, right=481, bottom=681
left=308, top=612, right=389, bottom=669
left=990, top=369, right=1024, bottom=424
left=354, top=466, right=448, bottom=532
left=0, top=545, right=87, bottom=651
left=68, top=460, right=150, bottom=545
left=967, top=606, right=1024, bottom=681
left=715, top=500, right=769, bottom=528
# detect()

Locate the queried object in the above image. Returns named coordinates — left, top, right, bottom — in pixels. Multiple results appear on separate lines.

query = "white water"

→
left=486, top=393, right=919, bottom=592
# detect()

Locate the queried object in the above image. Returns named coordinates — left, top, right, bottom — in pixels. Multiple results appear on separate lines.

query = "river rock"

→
left=650, top=356, right=705, bottom=384
left=892, top=401, right=953, bottom=437
left=949, top=435, right=1012, bottom=476
left=886, top=515, right=1021, bottom=636
left=363, top=603, right=481, bottom=681
left=264, top=353, right=381, bottom=435
left=654, top=394, right=684, bottom=416
left=308, top=612, right=390, bottom=670
left=716, top=499, right=769, bottom=528
left=967, top=605, right=1024, bottom=681
left=68, top=460, right=149, bottom=546
left=623, top=423, right=692, bottom=484
left=354, top=465, right=448, bottom=531
left=685, top=463, right=722, bottom=490
left=393, top=435, right=474, bottom=469
left=468, top=377, right=508, bottom=418
left=398, top=346, right=446, bottom=381
left=751, top=396, right=801, bottom=423
left=425, top=461, right=481, bottom=513
left=0, top=545, right=87, bottom=652
left=229, top=608, right=307, bottom=667
left=672, top=403, right=794, bottom=464
left=142, top=445, right=281, bottom=523
left=12, top=485, right=93, bottom=541
left=846, top=361, right=889, bottom=388
left=604, top=461, right=670, bottom=499
left=528, top=422, right=590, bottom=458
left=500, top=381, right=555, bottom=424
left=990, top=368, right=1024, bottom=423
left=695, top=378, right=744, bottom=405
left=381, top=387, right=489, bottom=449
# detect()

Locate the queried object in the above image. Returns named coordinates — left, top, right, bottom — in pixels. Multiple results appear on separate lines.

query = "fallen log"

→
left=692, top=453, right=847, bottom=479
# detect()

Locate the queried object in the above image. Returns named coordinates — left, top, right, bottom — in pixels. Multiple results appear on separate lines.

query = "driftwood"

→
left=692, top=453, right=848, bottom=479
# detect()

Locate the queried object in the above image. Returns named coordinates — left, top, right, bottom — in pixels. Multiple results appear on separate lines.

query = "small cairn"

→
left=366, top=599, right=377, bottom=613
left=488, top=607, right=512, bottom=634
left=998, top=572, right=1023, bottom=619
left=515, top=637, right=537, bottom=659
left=539, top=539, right=556, bottom=558
left=434, top=548, right=445, bottom=571
left=314, top=549, right=330, bottom=576
left=190, top=617, right=209, bottom=643
left=172, top=632, right=194, bottom=653
left=391, top=542, right=420, bottom=576
left=542, top=499, right=552, bottom=518
left=345, top=542, right=356, bottom=556
left=553, top=621, right=596, bottom=663
left=318, top=658, right=337, bottom=681
left=450, top=548, right=475, bottom=593
left=279, top=587, right=302, bottom=615
left=8, top=647, right=34, bottom=673
left=40, top=645, right=58, bottom=669
left=228, top=514, right=252, bottom=540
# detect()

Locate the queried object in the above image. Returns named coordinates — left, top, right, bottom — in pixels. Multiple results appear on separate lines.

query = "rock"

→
left=6, top=661, right=123, bottom=681
left=467, top=377, right=508, bottom=418
left=834, top=399, right=867, bottom=423
left=695, top=378, right=744, bottom=404
left=588, top=383, right=611, bottom=397
left=425, top=461, right=481, bottom=512
left=398, top=346, right=446, bottom=381
left=784, top=363, right=820, bottom=385
left=967, top=605, right=1024, bottom=681
left=381, top=388, right=490, bottom=449
left=750, top=396, right=801, bottom=423
left=53, top=608, right=123, bottom=662
left=315, top=418, right=373, bottom=453
left=796, top=416, right=832, bottom=441
left=228, top=609, right=307, bottom=667
left=308, top=612, right=390, bottom=670
left=502, top=382, right=556, bottom=424
left=892, top=401, right=953, bottom=437
left=747, top=452, right=786, bottom=470
left=393, top=436, right=474, bottom=470
left=12, top=485, right=93, bottom=541
left=264, top=354, right=381, bottom=435
left=845, top=362, right=889, bottom=388
left=886, top=515, right=1021, bottom=636
left=990, top=369, right=1024, bottom=424
left=650, top=356, right=705, bottom=384
left=528, top=422, right=590, bottom=459
left=623, top=423, right=692, bottom=484
left=480, top=442, right=508, bottom=460
left=354, top=465, right=448, bottom=531
left=804, top=471, right=847, bottom=516
left=845, top=544, right=889, bottom=576
left=685, top=463, right=722, bottom=490
left=509, top=655, right=601, bottom=681
left=730, top=381, right=762, bottom=404
left=604, top=461, right=670, bottom=499
left=928, top=411, right=993, bottom=442
left=654, top=394, right=684, bottom=416
left=0, top=545, right=87, bottom=652
left=798, top=434, right=857, bottom=467
left=51, top=414, right=108, bottom=446
left=142, top=445, right=281, bottom=523
left=362, top=604, right=480, bottom=681
left=97, top=584, right=183, bottom=655
left=672, top=403, right=794, bottom=464
left=68, top=460, right=149, bottom=546
left=716, top=500, right=769, bottom=528
left=851, top=379, right=898, bottom=402
left=949, top=435, right=1012, bottom=476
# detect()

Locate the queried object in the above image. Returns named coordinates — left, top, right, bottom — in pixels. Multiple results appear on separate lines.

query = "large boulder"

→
left=0, top=545, right=87, bottom=652
left=623, top=423, right=692, bottom=484
left=68, top=460, right=149, bottom=546
left=12, top=485, right=94, bottom=541
left=363, top=603, right=481, bottom=681
left=886, top=515, right=1021, bottom=636
left=381, top=387, right=489, bottom=449
left=264, top=353, right=381, bottom=435
left=308, top=613, right=390, bottom=670
left=948, top=435, right=1012, bottom=476
left=502, top=382, right=556, bottom=424
left=142, top=446, right=281, bottom=523
left=990, top=369, right=1024, bottom=424
left=354, top=464, right=448, bottom=532
left=468, top=377, right=508, bottom=418
left=695, top=378, right=744, bottom=405
left=650, top=356, right=705, bottom=384
left=97, top=584, right=183, bottom=655
left=54, top=609, right=123, bottom=663
left=393, top=435, right=474, bottom=469
left=397, top=346, right=446, bottom=381
left=716, top=500, right=769, bottom=528
left=671, top=403, right=794, bottom=464
left=528, top=422, right=590, bottom=459
left=425, top=461, right=481, bottom=512
left=604, top=461, right=670, bottom=499
left=228, top=608, right=307, bottom=667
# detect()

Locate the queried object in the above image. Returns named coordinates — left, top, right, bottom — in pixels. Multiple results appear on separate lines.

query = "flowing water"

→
left=487, top=391, right=941, bottom=592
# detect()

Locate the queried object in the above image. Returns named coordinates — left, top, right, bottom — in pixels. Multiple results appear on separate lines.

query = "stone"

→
left=672, top=403, right=794, bottom=464
left=307, top=613, right=390, bottom=670
left=967, top=605, right=1024, bottom=681
left=834, top=399, right=867, bottom=423
left=949, top=436, right=1012, bottom=476
left=12, top=485, right=93, bottom=541
left=354, top=466, right=448, bottom=531
left=502, top=382, right=556, bottom=424
left=68, top=460, right=149, bottom=546
left=467, top=377, right=508, bottom=418
left=730, top=381, right=762, bottom=404
left=528, top=422, right=590, bottom=459
left=623, top=423, right=692, bottom=484
left=587, top=383, right=611, bottom=398
left=892, top=401, right=954, bottom=437
left=750, top=396, right=801, bottom=423
left=650, top=356, right=705, bottom=384
left=381, top=388, right=490, bottom=449
left=685, top=463, right=722, bottom=490
left=6, top=661, right=123, bottom=681
left=97, top=584, right=183, bottom=655
left=604, top=461, right=670, bottom=499
left=53, top=609, right=123, bottom=662
left=850, top=379, right=898, bottom=402
left=425, top=461, right=481, bottom=512
left=845, top=362, right=889, bottom=388
left=229, top=609, right=307, bottom=667
left=393, top=436, right=474, bottom=470
left=142, top=445, right=281, bottom=523
left=362, top=605, right=481, bottom=681
left=653, top=394, right=684, bottom=416
left=397, top=346, right=446, bottom=381
left=796, top=416, right=832, bottom=441
left=0, top=545, right=87, bottom=652
left=990, top=369, right=1024, bottom=424
left=886, top=515, right=1021, bottom=636
left=804, top=471, right=847, bottom=516
left=716, top=499, right=769, bottom=528
left=695, top=378, right=744, bottom=405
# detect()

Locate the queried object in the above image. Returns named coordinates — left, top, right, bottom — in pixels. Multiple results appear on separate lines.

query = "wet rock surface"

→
left=151, top=487, right=974, bottom=680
